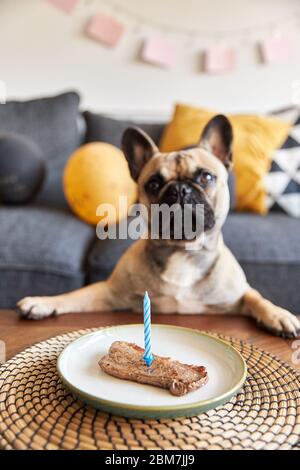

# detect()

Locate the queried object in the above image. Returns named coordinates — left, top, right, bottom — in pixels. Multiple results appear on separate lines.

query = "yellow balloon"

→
left=64, top=143, right=137, bottom=225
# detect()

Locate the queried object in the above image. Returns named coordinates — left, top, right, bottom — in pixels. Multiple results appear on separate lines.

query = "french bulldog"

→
left=17, top=115, right=300, bottom=337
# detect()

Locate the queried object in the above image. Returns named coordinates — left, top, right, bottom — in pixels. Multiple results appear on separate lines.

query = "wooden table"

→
left=0, top=310, right=299, bottom=371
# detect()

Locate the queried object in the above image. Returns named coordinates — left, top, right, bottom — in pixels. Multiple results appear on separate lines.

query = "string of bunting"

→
left=45, top=0, right=300, bottom=72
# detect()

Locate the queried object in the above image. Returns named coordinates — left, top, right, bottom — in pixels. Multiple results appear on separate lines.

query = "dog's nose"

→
left=162, top=182, right=192, bottom=205
left=179, top=183, right=193, bottom=197
left=162, top=183, right=178, bottom=204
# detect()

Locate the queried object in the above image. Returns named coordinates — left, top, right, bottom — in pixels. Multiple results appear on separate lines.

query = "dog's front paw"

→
left=259, top=307, right=300, bottom=338
left=16, top=297, right=58, bottom=320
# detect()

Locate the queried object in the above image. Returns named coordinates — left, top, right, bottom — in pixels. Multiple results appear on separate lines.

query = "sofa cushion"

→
left=223, top=212, right=300, bottom=263
left=0, top=133, right=45, bottom=204
left=87, top=236, right=135, bottom=284
left=0, top=92, right=81, bottom=161
left=87, top=215, right=137, bottom=283
left=265, top=110, right=300, bottom=218
left=0, top=207, right=95, bottom=308
left=83, top=112, right=165, bottom=147
left=0, top=92, right=82, bottom=209
left=223, top=212, right=300, bottom=312
left=34, top=158, right=68, bottom=209
left=160, top=104, right=290, bottom=214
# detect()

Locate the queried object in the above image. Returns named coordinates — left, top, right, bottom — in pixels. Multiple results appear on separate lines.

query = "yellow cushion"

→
left=160, top=104, right=290, bottom=214
left=64, top=143, right=137, bottom=225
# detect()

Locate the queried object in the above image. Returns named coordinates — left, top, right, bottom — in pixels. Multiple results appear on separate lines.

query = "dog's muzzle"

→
left=154, top=181, right=215, bottom=240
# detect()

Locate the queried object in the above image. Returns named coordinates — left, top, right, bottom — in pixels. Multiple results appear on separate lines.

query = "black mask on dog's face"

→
left=122, top=115, right=233, bottom=242
left=143, top=173, right=216, bottom=239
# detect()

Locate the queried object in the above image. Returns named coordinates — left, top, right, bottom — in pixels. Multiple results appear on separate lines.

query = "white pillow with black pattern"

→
left=265, top=108, right=300, bottom=218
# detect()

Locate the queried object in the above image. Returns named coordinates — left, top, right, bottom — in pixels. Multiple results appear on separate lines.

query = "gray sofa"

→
left=0, top=92, right=299, bottom=313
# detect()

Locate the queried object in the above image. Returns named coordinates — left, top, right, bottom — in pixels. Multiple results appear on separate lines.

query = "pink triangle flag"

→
left=260, top=34, right=293, bottom=63
left=142, top=36, right=176, bottom=68
left=86, top=12, right=125, bottom=47
left=46, top=0, right=78, bottom=15
left=204, top=46, right=236, bottom=73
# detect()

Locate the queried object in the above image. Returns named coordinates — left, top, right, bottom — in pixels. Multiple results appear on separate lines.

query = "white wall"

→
left=0, top=0, right=300, bottom=119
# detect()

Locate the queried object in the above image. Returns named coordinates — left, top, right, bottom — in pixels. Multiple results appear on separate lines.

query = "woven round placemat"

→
left=0, top=327, right=300, bottom=450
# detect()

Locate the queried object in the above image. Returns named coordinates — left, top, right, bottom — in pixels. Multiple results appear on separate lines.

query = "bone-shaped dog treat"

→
left=99, top=341, right=208, bottom=396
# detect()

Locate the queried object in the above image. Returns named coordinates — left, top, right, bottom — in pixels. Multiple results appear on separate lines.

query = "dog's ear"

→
left=122, top=127, right=159, bottom=181
left=199, top=115, right=233, bottom=170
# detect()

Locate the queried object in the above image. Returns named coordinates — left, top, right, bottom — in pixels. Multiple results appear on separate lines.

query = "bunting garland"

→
left=45, top=0, right=300, bottom=73
left=86, top=11, right=125, bottom=47
left=141, top=36, right=176, bottom=69
left=260, top=34, right=293, bottom=64
left=204, top=46, right=236, bottom=74
left=46, top=0, right=79, bottom=15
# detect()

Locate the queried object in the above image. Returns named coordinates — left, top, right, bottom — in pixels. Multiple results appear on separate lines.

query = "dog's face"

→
left=122, top=115, right=233, bottom=243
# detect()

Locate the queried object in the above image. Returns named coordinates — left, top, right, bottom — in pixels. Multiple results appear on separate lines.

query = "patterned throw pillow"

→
left=265, top=110, right=300, bottom=217
left=160, top=104, right=290, bottom=214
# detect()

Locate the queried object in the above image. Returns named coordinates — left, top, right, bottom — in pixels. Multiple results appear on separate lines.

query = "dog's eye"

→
left=145, top=175, right=164, bottom=195
left=195, top=170, right=216, bottom=188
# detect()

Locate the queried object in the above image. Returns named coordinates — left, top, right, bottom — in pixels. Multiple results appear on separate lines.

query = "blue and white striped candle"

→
left=143, top=291, right=153, bottom=367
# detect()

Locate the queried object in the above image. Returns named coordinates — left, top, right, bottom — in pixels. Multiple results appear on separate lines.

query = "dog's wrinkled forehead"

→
left=121, top=115, right=233, bottom=182
left=142, top=147, right=227, bottom=182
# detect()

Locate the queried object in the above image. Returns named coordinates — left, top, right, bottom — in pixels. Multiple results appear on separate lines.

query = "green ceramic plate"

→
left=57, top=324, right=247, bottom=419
